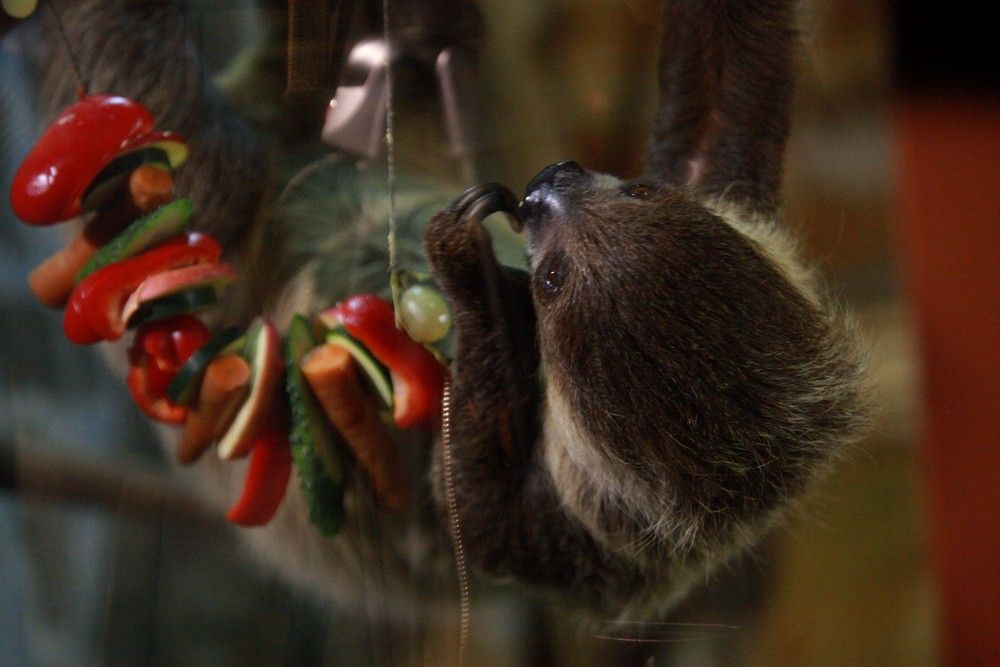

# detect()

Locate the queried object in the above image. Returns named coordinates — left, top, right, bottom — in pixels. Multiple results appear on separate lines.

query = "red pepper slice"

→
left=226, top=410, right=292, bottom=526
left=327, top=294, right=447, bottom=429
left=63, top=232, right=221, bottom=344
left=127, top=315, right=211, bottom=423
left=10, top=95, right=186, bottom=225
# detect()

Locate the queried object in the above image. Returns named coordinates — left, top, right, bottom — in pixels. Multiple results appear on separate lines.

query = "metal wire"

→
left=440, top=379, right=470, bottom=666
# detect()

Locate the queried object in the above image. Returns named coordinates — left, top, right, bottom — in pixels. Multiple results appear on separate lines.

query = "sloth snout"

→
left=524, top=161, right=587, bottom=195
left=520, top=161, right=587, bottom=228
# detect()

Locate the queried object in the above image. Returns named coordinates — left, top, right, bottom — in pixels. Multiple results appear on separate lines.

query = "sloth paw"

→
left=424, top=183, right=520, bottom=290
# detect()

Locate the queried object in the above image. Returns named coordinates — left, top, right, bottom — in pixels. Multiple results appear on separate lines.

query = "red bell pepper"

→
left=10, top=94, right=186, bottom=225
left=323, top=294, right=447, bottom=429
left=127, top=315, right=211, bottom=423
left=64, top=232, right=221, bottom=344
left=226, top=412, right=292, bottom=526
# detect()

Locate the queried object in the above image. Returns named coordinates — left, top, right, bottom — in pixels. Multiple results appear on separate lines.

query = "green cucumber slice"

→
left=126, top=285, right=218, bottom=329
left=325, top=330, right=393, bottom=409
left=167, top=326, right=246, bottom=406
left=81, top=146, right=171, bottom=211
left=77, top=198, right=192, bottom=282
left=148, top=138, right=188, bottom=169
left=285, top=314, right=345, bottom=537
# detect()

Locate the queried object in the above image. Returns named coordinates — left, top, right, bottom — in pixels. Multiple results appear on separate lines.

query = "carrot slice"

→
left=177, top=354, right=252, bottom=464
left=301, top=343, right=409, bottom=509
left=128, top=164, right=175, bottom=212
left=28, top=231, right=100, bottom=308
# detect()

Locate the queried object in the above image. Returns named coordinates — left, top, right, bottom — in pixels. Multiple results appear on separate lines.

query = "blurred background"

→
left=1, top=0, right=996, bottom=664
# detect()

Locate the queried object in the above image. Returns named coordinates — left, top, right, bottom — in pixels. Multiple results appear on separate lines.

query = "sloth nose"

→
left=523, top=161, right=586, bottom=197
left=520, top=161, right=586, bottom=223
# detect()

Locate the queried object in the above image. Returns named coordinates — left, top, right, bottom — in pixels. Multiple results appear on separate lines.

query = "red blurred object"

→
left=226, top=411, right=292, bottom=526
left=127, top=316, right=211, bottom=424
left=324, top=294, right=447, bottom=429
left=896, top=95, right=1000, bottom=666
left=63, top=232, right=221, bottom=344
left=9, top=94, right=185, bottom=225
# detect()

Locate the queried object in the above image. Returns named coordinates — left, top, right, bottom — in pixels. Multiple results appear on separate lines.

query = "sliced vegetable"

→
left=325, top=331, right=393, bottom=409
left=177, top=354, right=252, bottom=464
left=63, top=232, right=221, bottom=344
left=126, top=316, right=211, bottom=423
left=320, top=294, right=447, bottom=429
left=9, top=94, right=186, bottom=225
left=226, top=414, right=292, bottom=527
left=216, top=318, right=284, bottom=460
left=80, top=146, right=171, bottom=211
left=285, top=314, right=346, bottom=535
left=167, top=326, right=245, bottom=405
left=27, top=230, right=100, bottom=308
left=126, top=285, right=219, bottom=329
left=122, top=130, right=188, bottom=169
left=127, top=163, right=176, bottom=212
left=119, top=262, right=236, bottom=327
left=302, top=343, right=408, bottom=509
left=76, top=198, right=192, bottom=282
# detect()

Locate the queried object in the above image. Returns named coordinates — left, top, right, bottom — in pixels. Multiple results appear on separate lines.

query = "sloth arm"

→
left=648, top=0, right=795, bottom=216
left=425, top=206, right=643, bottom=608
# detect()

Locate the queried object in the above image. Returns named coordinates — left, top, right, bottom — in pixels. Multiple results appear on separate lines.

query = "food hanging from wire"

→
left=8, top=92, right=452, bottom=533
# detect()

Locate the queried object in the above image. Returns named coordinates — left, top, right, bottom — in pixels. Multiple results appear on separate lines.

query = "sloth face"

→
left=518, top=161, right=844, bottom=515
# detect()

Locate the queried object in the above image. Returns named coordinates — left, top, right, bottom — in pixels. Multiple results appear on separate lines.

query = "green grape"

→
left=400, top=284, right=451, bottom=343
left=2, top=0, right=37, bottom=19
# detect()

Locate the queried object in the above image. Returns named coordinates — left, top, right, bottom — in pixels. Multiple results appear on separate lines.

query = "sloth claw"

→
left=451, top=183, right=522, bottom=232
left=425, top=183, right=522, bottom=284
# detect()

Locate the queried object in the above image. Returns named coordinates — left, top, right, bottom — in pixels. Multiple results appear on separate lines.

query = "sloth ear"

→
left=646, top=1, right=796, bottom=219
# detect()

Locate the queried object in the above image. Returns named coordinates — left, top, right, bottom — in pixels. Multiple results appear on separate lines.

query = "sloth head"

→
left=519, top=161, right=867, bottom=537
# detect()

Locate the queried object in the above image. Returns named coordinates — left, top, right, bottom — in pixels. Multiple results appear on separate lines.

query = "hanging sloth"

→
left=23, top=0, right=867, bottom=617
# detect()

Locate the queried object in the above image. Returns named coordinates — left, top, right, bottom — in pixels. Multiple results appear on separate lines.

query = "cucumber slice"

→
left=325, top=331, right=393, bottom=409
left=77, top=198, right=192, bottom=282
left=148, top=137, right=188, bottom=169
left=167, top=326, right=245, bottom=406
left=286, top=314, right=346, bottom=537
left=126, top=285, right=219, bottom=329
left=81, top=146, right=171, bottom=211
left=216, top=319, right=284, bottom=460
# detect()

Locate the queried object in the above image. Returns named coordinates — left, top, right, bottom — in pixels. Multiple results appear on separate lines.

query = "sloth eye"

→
left=535, top=254, right=567, bottom=300
left=623, top=183, right=654, bottom=200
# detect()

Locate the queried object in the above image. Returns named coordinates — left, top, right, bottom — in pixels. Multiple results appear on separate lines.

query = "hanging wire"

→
left=382, top=0, right=405, bottom=324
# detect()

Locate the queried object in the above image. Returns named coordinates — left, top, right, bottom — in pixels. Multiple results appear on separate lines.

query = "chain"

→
left=440, top=378, right=470, bottom=666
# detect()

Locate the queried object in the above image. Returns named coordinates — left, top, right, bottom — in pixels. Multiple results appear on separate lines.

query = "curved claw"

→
left=452, top=183, right=523, bottom=232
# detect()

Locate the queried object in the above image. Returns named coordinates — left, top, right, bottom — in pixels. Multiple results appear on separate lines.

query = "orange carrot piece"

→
left=82, top=165, right=175, bottom=245
left=177, top=354, right=252, bottom=465
left=128, top=164, right=175, bottom=212
left=27, top=231, right=100, bottom=307
left=301, top=343, right=410, bottom=509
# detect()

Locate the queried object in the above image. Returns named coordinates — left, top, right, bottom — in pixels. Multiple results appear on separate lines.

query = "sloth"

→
left=28, top=0, right=867, bottom=616
left=420, top=1, right=868, bottom=613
